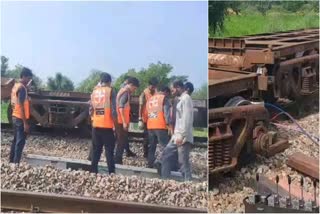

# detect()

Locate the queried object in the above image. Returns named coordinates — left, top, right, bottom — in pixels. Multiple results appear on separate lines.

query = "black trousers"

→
left=114, top=125, right=128, bottom=164
left=91, top=127, right=116, bottom=174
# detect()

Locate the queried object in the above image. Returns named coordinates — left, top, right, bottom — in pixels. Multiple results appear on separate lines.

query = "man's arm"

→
left=111, top=89, right=118, bottom=121
left=180, top=95, right=194, bottom=140
left=17, top=87, right=29, bottom=133
left=163, top=97, right=171, bottom=126
left=89, top=93, right=94, bottom=116
left=119, top=92, right=129, bottom=129
left=138, top=92, right=145, bottom=120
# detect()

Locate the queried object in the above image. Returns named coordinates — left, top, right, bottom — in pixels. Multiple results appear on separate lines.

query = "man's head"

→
left=159, top=86, right=171, bottom=97
left=123, top=75, right=131, bottom=85
left=184, top=82, right=194, bottom=95
left=20, top=67, right=33, bottom=85
left=126, top=77, right=140, bottom=93
left=100, top=72, right=112, bottom=85
left=148, top=77, right=159, bottom=93
left=170, top=80, right=184, bottom=96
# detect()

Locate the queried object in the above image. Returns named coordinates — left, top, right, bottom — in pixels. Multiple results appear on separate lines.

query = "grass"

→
left=1, top=102, right=9, bottom=123
left=211, top=13, right=319, bottom=37
left=130, top=123, right=207, bottom=137
left=193, top=128, right=208, bottom=137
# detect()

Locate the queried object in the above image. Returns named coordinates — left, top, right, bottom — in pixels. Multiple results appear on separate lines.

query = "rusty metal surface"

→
left=1, top=78, right=207, bottom=128
left=209, top=28, right=319, bottom=102
left=273, top=54, right=319, bottom=99
left=1, top=77, right=15, bottom=100
left=209, top=28, right=319, bottom=65
left=208, top=104, right=268, bottom=174
left=209, top=69, right=257, bottom=98
left=287, top=152, right=319, bottom=180
left=208, top=104, right=289, bottom=174
left=1, top=189, right=205, bottom=213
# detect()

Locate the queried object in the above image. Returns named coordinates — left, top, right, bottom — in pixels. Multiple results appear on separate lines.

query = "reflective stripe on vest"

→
left=116, top=87, right=130, bottom=124
left=91, top=86, right=113, bottom=128
left=142, top=88, right=153, bottom=123
left=11, top=82, right=30, bottom=119
left=146, top=94, right=167, bottom=129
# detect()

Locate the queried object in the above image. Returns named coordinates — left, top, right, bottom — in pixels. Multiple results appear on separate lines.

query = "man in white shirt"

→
left=159, top=80, right=194, bottom=181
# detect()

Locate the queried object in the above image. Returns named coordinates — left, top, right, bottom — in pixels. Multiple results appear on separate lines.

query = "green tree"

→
left=1, top=56, right=9, bottom=76
left=256, top=1, right=272, bottom=16
left=46, top=73, right=74, bottom=91
left=208, top=1, right=229, bottom=36
left=113, top=62, right=183, bottom=95
left=192, top=83, right=207, bottom=100
left=76, top=69, right=103, bottom=93
left=281, top=1, right=307, bottom=13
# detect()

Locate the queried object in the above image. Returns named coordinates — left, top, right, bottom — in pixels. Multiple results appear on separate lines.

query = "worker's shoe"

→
left=126, top=150, right=136, bottom=157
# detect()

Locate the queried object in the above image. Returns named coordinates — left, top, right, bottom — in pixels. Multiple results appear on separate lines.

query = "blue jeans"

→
left=147, top=129, right=168, bottom=167
left=161, top=141, right=192, bottom=181
left=9, top=117, right=27, bottom=164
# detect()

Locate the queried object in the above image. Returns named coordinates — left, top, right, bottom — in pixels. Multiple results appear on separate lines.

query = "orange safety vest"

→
left=141, top=88, right=153, bottom=123
left=116, top=87, right=131, bottom=124
left=11, top=82, right=30, bottom=120
left=146, top=94, right=167, bottom=130
left=91, top=86, right=114, bottom=129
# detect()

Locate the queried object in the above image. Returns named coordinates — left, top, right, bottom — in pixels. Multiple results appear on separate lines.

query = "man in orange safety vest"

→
left=9, top=67, right=33, bottom=164
left=90, top=72, right=117, bottom=174
left=146, top=86, right=171, bottom=168
left=138, top=77, right=159, bottom=158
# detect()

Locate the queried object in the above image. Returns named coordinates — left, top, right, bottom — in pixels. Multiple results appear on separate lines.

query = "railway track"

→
left=24, top=154, right=204, bottom=182
left=1, top=189, right=206, bottom=213
left=1, top=123, right=208, bottom=147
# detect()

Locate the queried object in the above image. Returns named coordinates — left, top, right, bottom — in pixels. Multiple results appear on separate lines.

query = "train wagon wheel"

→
left=288, top=66, right=302, bottom=101
left=224, top=96, right=256, bottom=169
left=224, top=96, right=251, bottom=107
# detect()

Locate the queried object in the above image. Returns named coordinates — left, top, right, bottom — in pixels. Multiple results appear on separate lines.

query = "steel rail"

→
left=1, top=189, right=206, bottom=213
left=1, top=123, right=208, bottom=147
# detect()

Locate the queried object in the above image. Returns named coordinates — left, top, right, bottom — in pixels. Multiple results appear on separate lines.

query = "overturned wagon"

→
left=209, top=28, right=319, bottom=103
left=1, top=79, right=207, bottom=130
left=207, top=28, right=320, bottom=184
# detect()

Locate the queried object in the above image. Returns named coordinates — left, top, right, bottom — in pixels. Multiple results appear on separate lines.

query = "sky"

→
left=1, top=1, right=207, bottom=88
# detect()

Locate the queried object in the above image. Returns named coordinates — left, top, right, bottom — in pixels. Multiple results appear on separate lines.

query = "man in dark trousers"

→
left=138, top=77, right=159, bottom=158
left=90, top=72, right=117, bottom=174
left=115, top=77, right=140, bottom=164
left=146, top=86, right=171, bottom=168
left=9, top=67, right=33, bottom=164
left=87, top=75, right=134, bottom=161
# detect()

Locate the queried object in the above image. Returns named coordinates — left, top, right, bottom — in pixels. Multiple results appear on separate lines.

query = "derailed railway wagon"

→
left=1, top=77, right=207, bottom=136
left=208, top=28, right=319, bottom=186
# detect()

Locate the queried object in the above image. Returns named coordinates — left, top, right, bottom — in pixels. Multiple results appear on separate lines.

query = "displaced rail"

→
left=25, top=154, right=204, bottom=182
left=1, top=189, right=206, bottom=213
